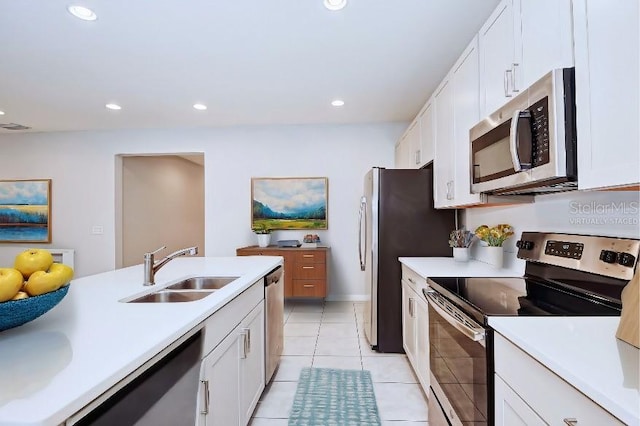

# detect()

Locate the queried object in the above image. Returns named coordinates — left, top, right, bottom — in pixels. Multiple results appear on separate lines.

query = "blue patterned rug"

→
left=288, top=367, right=381, bottom=426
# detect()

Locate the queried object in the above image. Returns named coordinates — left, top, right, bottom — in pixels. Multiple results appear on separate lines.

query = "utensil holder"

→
left=453, top=247, right=470, bottom=262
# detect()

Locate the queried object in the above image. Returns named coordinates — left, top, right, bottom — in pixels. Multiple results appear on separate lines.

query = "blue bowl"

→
left=0, top=285, right=70, bottom=332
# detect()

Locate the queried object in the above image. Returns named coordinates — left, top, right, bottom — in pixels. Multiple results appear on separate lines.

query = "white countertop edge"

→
left=398, top=256, right=524, bottom=278
left=489, top=317, right=639, bottom=426
left=0, top=256, right=283, bottom=426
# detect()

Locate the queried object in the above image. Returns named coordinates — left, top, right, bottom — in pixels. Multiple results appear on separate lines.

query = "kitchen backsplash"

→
left=463, top=190, right=640, bottom=268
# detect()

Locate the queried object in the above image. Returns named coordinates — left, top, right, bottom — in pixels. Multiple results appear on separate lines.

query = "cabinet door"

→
left=401, top=281, right=416, bottom=366
left=516, top=0, right=573, bottom=91
left=407, top=120, right=422, bottom=168
left=414, top=294, right=430, bottom=392
left=452, top=36, right=483, bottom=207
left=417, top=101, right=435, bottom=167
left=394, top=133, right=412, bottom=168
left=433, top=77, right=455, bottom=208
left=495, top=375, right=546, bottom=426
left=479, top=0, right=516, bottom=116
left=239, top=303, right=265, bottom=425
left=198, top=329, right=241, bottom=426
left=574, top=0, right=640, bottom=190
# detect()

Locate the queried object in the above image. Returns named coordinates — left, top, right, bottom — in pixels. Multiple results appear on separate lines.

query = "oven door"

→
left=424, top=288, right=490, bottom=426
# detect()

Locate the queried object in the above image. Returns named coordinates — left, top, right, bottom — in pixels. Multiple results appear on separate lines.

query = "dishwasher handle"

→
left=265, top=266, right=283, bottom=286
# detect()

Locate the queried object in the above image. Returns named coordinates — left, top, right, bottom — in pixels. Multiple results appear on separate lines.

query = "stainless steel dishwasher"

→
left=264, top=266, right=284, bottom=383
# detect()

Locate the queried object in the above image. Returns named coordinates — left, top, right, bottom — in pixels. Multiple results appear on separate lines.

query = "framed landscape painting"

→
left=0, top=179, right=52, bottom=243
left=252, top=177, right=328, bottom=230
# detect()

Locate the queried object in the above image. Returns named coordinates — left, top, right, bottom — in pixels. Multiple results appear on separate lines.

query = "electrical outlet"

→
left=91, top=226, right=104, bottom=235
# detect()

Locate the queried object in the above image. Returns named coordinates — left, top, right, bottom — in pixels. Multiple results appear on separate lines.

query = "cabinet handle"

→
left=415, top=150, right=421, bottom=165
left=302, top=266, right=315, bottom=269
left=303, top=254, right=314, bottom=258
left=245, top=328, right=251, bottom=354
left=446, top=181, right=453, bottom=200
left=200, top=380, right=209, bottom=414
left=505, top=69, right=513, bottom=97
left=408, top=297, right=414, bottom=317
left=408, top=277, right=416, bottom=284
left=303, top=284, right=315, bottom=288
left=563, top=418, right=578, bottom=425
left=240, top=330, right=249, bottom=359
left=511, top=63, right=520, bottom=93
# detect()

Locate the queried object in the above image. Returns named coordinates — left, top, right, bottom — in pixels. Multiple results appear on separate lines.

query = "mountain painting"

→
left=251, top=177, right=328, bottom=230
left=0, top=179, right=52, bottom=243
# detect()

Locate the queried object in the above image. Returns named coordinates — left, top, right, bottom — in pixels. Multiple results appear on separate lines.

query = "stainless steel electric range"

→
left=425, top=232, right=640, bottom=426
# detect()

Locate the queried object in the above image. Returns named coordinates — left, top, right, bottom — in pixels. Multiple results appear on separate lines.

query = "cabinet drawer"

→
left=292, top=263, right=326, bottom=280
left=401, top=265, right=424, bottom=293
left=494, top=333, right=624, bottom=425
left=292, top=280, right=326, bottom=297
left=294, top=251, right=326, bottom=264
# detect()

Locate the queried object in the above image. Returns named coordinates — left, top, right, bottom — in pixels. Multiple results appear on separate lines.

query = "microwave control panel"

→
left=529, top=97, right=550, bottom=167
left=544, top=240, right=584, bottom=259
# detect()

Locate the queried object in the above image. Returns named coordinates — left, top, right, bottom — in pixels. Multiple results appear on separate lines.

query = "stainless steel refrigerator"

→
left=358, top=166, right=455, bottom=353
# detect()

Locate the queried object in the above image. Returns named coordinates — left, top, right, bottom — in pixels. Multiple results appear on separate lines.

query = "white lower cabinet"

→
left=198, top=302, right=264, bottom=426
left=401, top=265, right=429, bottom=392
left=197, top=288, right=265, bottom=426
left=494, top=333, right=624, bottom=426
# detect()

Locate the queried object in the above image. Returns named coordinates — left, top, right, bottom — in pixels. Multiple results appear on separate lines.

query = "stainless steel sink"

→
left=128, top=290, right=213, bottom=303
left=165, top=276, right=239, bottom=290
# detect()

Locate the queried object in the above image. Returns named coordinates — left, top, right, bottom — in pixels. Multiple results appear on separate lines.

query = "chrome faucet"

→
left=143, top=245, right=198, bottom=286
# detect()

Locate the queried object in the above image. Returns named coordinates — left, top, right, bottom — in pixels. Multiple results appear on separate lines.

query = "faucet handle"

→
left=144, top=246, right=166, bottom=258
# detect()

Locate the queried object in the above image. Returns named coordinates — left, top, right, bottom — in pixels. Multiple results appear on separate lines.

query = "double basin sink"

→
left=127, top=276, right=239, bottom=303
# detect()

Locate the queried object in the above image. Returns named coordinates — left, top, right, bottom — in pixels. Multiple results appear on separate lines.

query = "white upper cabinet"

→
left=434, top=37, right=483, bottom=208
left=433, top=78, right=455, bottom=208
left=394, top=131, right=412, bottom=168
left=452, top=37, right=483, bottom=207
left=395, top=104, right=434, bottom=169
left=479, top=0, right=574, bottom=117
left=573, top=0, right=640, bottom=190
left=416, top=102, right=435, bottom=168
left=479, top=0, right=516, bottom=116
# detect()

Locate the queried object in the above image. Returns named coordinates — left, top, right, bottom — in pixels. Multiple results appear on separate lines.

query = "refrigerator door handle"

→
left=358, top=196, right=367, bottom=271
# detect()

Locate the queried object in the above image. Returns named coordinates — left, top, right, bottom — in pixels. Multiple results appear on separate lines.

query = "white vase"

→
left=453, top=247, right=470, bottom=262
left=480, top=246, right=504, bottom=268
left=257, top=234, right=271, bottom=248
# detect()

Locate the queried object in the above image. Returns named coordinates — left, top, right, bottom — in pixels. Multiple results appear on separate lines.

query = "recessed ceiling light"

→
left=324, top=0, right=347, bottom=11
left=105, top=103, right=121, bottom=110
left=67, top=5, right=97, bottom=21
left=331, top=99, right=345, bottom=107
left=193, top=103, right=208, bottom=111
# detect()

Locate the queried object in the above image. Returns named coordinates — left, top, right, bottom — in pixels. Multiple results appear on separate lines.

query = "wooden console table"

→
left=236, top=245, right=329, bottom=299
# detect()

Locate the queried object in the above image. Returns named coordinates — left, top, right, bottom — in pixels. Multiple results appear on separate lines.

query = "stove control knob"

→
left=599, top=250, right=618, bottom=264
left=617, top=252, right=636, bottom=268
left=516, top=240, right=534, bottom=250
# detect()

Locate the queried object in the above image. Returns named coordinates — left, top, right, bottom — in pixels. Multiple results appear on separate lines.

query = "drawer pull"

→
left=303, top=284, right=315, bottom=288
left=302, top=266, right=315, bottom=269
left=303, top=254, right=314, bottom=258
left=408, top=277, right=416, bottom=284
left=563, top=419, right=578, bottom=426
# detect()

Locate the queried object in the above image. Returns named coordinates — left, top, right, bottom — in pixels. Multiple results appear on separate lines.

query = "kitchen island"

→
left=0, top=256, right=282, bottom=426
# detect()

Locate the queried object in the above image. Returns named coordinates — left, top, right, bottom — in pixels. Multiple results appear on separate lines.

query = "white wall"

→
left=0, top=123, right=402, bottom=299
left=121, top=155, right=205, bottom=267
left=463, top=190, right=640, bottom=269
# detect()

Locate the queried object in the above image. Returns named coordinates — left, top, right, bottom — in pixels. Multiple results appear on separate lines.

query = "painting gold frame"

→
left=251, top=177, right=328, bottom=230
left=0, top=179, right=52, bottom=243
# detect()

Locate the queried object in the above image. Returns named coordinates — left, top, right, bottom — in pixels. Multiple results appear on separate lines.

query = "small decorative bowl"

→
left=0, top=285, right=70, bottom=332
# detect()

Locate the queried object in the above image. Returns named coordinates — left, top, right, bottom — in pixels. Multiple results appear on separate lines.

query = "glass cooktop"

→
left=427, top=275, right=622, bottom=326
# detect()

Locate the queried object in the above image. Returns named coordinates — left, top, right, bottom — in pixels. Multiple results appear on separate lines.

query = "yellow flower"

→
left=474, top=224, right=514, bottom=247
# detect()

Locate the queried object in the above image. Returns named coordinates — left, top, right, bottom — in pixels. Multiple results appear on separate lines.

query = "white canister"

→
left=453, top=247, right=470, bottom=262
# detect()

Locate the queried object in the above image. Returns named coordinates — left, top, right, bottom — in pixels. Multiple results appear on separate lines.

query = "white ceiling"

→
left=0, top=0, right=500, bottom=133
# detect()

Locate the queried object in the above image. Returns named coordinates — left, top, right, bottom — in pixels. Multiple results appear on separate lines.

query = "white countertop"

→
left=0, top=256, right=282, bottom=426
left=398, top=256, right=524, bottom=278
left=489, top=317, right=640, bottom=426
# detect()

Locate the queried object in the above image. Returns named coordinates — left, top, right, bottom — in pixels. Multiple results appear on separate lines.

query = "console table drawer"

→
left=293, top=280, right=326, bottom=298
left=295, top=251, right=326, bottom=264
left=292, top=263, right=326, bottom=280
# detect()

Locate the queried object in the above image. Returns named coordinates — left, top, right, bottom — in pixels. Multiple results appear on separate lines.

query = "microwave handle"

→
left=509, top=110, right=532, bottom=172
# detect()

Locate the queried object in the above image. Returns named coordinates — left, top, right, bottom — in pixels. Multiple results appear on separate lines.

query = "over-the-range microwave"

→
left=470, top=68, right=577, bottom=196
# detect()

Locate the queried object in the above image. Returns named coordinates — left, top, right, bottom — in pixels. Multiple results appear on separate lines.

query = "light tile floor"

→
left=250, top=300, right=432, bottom=425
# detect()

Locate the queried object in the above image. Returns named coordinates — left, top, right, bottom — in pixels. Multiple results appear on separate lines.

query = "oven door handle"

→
left=423, top=289, right=485, bottom=344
